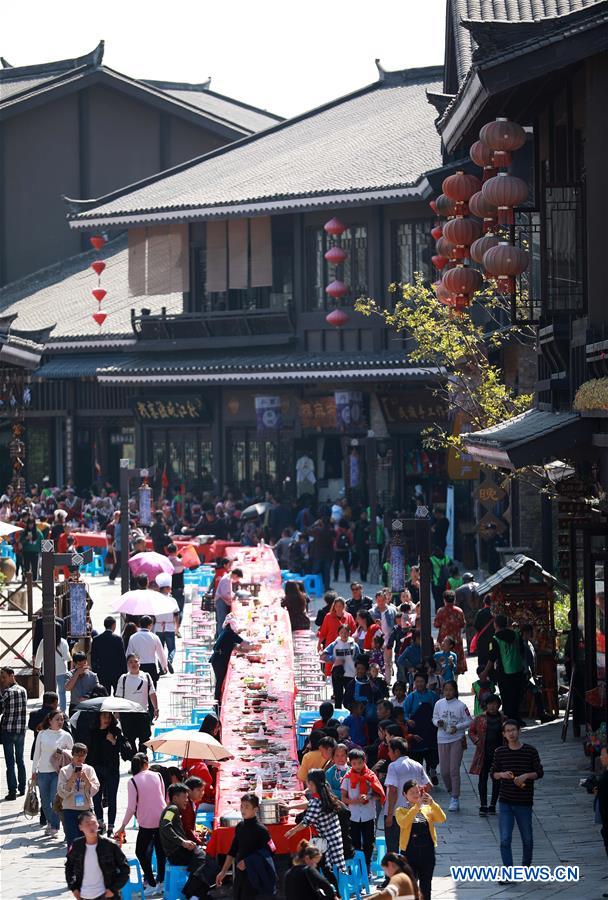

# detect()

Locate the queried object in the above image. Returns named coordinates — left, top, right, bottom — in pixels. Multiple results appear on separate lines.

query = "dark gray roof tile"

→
left=68, top=67, right=443, bottom=226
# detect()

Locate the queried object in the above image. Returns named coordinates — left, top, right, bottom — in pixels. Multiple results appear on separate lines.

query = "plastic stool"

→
left=195, top=810, right=214, bottom=830
left=303, top=573, right=324, bottom=597
left=371, top=835, right=387, bottom=878
left=122, top=857, right=145, bottom=900
left=334, top=866, right=357, bottom=900
left=164, top=862, right=188, bottom=899
left=348, top=850, right=369, bottom=895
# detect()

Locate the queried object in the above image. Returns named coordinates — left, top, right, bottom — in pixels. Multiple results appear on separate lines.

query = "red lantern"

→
left=326, top=308, right=349, bottom=327
left=482, top=173, right=528, bottom=225
left=434, top=281, right=453, bottom=305
left=432, top=255, right=449, bottom=270
left=483, top=241, right=529, bottom=295
left=92, top=289, right=107, bottom=303
left=91, top=261, right=106, bottom=277
left=324, top=246, right=347, bottom=265
left=325, top=280, right=347, bottom=299
left=442, top=218, right=482, bottom=257
left=470, top=234, right=499, bottom=265
left=429, top=199, right=438, bottom=214
left=324, top=217, right=347, bottom=236
left=479, top=118, right=526, bottom=153
left=431, top=225, right=443, bottom=241
left=442, top=265, right=483, bottom=299
left=492, top=150, right=512, bottom=169
left=436, top=236, right=457, bottom=260
left=93, top=312, right=107, bottom=327
left=90, top=235, right=106, bottom=251
left=468, top=190, right=497, bottom=232
left=442, top=171, right=482, bottom=214
left=469, top=141, right=497, bottom=181
left=435, top=193, right=456, bottom=218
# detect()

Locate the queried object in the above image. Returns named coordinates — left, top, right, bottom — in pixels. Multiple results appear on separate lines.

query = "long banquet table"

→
left=72, top=532, right=238, bottom=562
left=206, top=545, right=311, bottom=856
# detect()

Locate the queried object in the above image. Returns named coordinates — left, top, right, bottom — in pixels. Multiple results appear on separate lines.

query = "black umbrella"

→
left=240, top=501, right=271, bottom=521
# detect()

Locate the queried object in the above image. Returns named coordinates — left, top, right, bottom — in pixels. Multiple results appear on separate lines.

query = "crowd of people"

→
left=0, top=478, right=560, bottom=900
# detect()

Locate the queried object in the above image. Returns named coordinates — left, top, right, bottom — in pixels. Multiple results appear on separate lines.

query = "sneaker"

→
left=44, top=824, right=54, bottom=836
left=49, top=828, right=60, bottom=838
left=479, top=806, right=488, bottom=817
left=18, top=788, right=25, bottom=796
left=144, top=887, right=159, bottom=898
left=448, top=797, right=460, bottom=812
left=3, top=793, right=16, bottom=801
left=106, top=827, right=113, bottom=838
left=98, top=822, right=106, bottom=835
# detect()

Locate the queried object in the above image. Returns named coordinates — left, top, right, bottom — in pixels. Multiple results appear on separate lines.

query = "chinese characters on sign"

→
left=134, top=397, right=207, bottom=421
left=69, top=583, right=88, bottom=638
left=299, top=396, right=337, bottom=430
left=379, top=394, right=448, bottom=424
left=255, top=396, right=282, bottom=435
left=473, top=476, right=507, bottom=509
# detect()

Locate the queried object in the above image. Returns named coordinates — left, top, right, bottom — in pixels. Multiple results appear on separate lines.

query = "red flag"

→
left=161, top=466, right=169, bottom=491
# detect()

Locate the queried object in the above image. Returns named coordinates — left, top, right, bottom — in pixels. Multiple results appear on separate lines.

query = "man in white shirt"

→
left=116, top=654, right=159, bottom=752
left=214, top=566, right=242, bottom=636
left=65, top=809, right=130, bottom=899
left=153, top=573, right=181, bottom=674
left=126, top=616, right=167, bottom=686
left=384, top=737, right=431, bottom=853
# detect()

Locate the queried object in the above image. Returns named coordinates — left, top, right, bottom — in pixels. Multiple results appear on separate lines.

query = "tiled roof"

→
left=449, top=0, right=604, bottom=84
left=66, top=67, right=443, bottom=228
left=143, top=81, right=283, bottom=132
left=0, top=43, right=279, bottom=135
left=34, top=350, right=442, bottom=384
left=476, top=554, right=555, bottom=596
left=0, top=234, right=182, bottom=341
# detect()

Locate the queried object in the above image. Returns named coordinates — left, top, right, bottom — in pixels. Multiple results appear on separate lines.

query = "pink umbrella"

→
left=128, top=551, right=174, bottom=580
left=111, top=589, right=179, bottom=616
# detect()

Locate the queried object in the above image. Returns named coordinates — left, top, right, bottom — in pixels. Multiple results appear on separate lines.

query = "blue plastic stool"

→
left=371, top=835, right=387, bottom=878
left=303, top=573, right=324, bottom=597
left=195, top=810, right=214, bottom=830
left=164, top=862, right=188, bottom=899
left=334, top=866, right=357, bottom=900
left=347, top=850, right=369, bottom=895
left=191, top=707, right=215, bottom=725
left=122, top=857, right=145, bottom=900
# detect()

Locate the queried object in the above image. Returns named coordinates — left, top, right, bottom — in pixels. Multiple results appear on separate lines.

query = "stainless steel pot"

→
left=219, top=813, right=242, bottom=828
left=259, top=800, right=286, bottom=825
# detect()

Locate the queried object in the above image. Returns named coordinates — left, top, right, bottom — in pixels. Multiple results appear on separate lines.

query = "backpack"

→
left=337, top=532, right=350, bottom=552
left=495, top=633, right=524, bottom=675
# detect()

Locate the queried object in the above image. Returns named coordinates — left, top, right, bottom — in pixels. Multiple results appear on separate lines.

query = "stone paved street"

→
left=0, top=576, right=605, bottom=898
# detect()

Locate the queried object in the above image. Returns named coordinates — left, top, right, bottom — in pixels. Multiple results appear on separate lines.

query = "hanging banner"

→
left=138, top=484, right=152, bottom=526
left=335, top=391, right=365, bottom=432
left=69, top=583, right=88, bottom=638
left=255, top=396, right=282, bottom=435
left=390, top=543, right=405, bottom=593
left=349, top=448, right=361, bottom=488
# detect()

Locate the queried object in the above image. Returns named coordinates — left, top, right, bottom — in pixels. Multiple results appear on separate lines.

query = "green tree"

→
left=356, top=274, right=534, bottom=452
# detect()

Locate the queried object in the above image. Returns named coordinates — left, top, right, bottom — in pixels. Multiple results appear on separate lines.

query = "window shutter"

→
left=250, top=216, right=273, bottom=287
left=205, top=220, right=228, bottom=293
left=228, top=219, right=249, bottom=289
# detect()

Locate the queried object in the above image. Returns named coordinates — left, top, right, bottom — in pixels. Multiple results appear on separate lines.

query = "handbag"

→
left=119, top=736, right=135, bottom=762
left=52, top=793, right=63, bottom=814
left=309, top=836, right=328, bottom=854
left=470, top=619, right=493, bottom=655
left=23, top=779, right=40, bottom=819
left=51, top=748, right=72, bottom=773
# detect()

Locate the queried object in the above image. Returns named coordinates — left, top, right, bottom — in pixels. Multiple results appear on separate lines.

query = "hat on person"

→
left=54, top=509, right=68, bottom=520
left=155, top=572, right=173, bottom=589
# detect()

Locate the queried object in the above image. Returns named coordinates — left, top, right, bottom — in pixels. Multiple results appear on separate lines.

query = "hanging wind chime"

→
left=90, top=235, right=108, bottom=328
left=324, top=217, right=349, bottom=327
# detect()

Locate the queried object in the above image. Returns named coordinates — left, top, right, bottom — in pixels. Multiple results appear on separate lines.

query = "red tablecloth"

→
left=206, top=546, right=309, bottom=857
left=72, top=533, right=239, bottom=563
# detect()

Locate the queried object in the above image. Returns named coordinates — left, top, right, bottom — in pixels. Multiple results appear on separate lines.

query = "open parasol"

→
left=112, top=589, right=178, bottom=616
left=145, top=729, right=233, bottom=762
left=76, top=696, right=148, bottom=714
left=240, top=501, right=271, bottom=521
left=128, top=551, right=174, bottom=579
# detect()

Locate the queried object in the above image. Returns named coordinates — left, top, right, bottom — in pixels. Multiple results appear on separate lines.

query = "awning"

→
left=476, top=554, right=555, bottom=597
left=463, top=408, right=593, bottom=469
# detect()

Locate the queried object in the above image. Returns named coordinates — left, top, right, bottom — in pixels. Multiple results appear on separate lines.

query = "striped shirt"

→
left=490, top=743, right=543, bottom=805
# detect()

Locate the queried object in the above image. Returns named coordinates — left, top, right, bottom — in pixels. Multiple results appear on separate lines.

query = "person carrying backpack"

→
left=480, top=614, right=526, bottom=725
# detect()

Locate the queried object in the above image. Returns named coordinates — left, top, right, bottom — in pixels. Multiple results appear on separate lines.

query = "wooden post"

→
left=41, top=540, right=57, bottom=691
left=120, top=459, right=130, bottom=595
left=26, top=572, right=33, bottom=620
left=367, top=431, right=380, bottom=584
left=415, top=511, right=433, bottom=658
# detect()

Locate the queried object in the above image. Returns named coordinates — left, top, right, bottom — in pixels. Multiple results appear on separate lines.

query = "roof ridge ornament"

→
left=0, top=40, right=104, bottom=82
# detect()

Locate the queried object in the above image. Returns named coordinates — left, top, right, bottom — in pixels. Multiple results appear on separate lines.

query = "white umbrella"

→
left=0, top=521, right=23, bottom=537
left=112, top=589, right=178, bottom=616
left=145, top=729, right=233, bottom=762
left=76, top=697, right=147, bottom=714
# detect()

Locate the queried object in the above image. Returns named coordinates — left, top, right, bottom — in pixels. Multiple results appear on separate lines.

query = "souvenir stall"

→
left=476, top=554, right=559, bottom=716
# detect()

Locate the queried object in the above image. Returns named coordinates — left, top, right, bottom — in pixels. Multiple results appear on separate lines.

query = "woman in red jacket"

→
left=317, top=598, right=356, bottom=676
